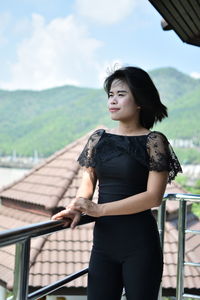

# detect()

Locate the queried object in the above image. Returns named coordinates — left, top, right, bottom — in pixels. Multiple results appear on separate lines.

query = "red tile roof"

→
left=0, top=134, right=88, bottom=213
left=0, top=127, right=199, bottom=295
left=29, top=224, right=92, bottom=288
left=163, top=221, right=200, bottom=289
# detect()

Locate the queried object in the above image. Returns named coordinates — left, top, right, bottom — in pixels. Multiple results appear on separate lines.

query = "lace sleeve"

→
left=77, top=129, right=105, bottom=168
left=147, top=132, right=182, bottom=183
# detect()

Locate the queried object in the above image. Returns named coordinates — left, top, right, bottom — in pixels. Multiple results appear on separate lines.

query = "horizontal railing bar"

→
left=0, top=220, right=66, bottom=247
left=184, top=262, right=200, bottom=267
left=185, top=229, right=200, bottom=235
left=1, top=194, right=199, bottom=248
left=164, top=193, right=200, bottom=202
left=183, top=293, right=200, bottom=299
left=0, top=215, right=96, bottom=248
left=28, top=267, right=88, bottom=300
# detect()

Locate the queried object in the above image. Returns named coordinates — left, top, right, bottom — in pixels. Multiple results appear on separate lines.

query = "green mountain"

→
left=0, top=86, right=107, bottom=156
left=0, top=67, right=200, bottom=160
left=155, top=85, right=200, bottom=139
left=149, top=67, right=200, bottom=103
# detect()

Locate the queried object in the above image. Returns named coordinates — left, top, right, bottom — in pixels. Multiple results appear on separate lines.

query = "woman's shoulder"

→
left=77, top=129, right=105, bottom=168
left=85, top=128, right=106, bottom=147
left=147, top=131, right=169, bottom=144
left=88, top=128, right=106, bottom=143
left=90, top=128, right=105, bottom=136
left=147, top=131, right=182, bottom=182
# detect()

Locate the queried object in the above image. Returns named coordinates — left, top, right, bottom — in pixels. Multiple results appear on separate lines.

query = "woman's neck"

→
left=115, top=122, right=148, bottom=136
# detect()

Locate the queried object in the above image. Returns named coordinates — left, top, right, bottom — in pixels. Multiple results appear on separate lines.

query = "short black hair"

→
left=104, top=66, right=168, bottom=129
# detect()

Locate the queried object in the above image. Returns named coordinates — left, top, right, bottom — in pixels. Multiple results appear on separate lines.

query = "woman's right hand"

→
left=51, top=208, right=81, bottom=229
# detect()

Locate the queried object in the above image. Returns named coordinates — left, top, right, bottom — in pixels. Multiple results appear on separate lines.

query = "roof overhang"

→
left=149, top=0, right=200, bottom=46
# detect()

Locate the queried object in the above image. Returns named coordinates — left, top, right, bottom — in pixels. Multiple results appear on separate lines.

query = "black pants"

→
left=87, top=245, right=163, bottom=300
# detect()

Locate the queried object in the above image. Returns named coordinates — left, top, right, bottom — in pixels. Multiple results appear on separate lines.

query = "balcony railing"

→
left=0, top=193, right=200, bottom=300
left=158, top=193, right=200, bottom=300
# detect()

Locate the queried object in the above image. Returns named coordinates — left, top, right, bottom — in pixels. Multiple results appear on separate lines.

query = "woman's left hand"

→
left=69, top=198, right=103, bottom=217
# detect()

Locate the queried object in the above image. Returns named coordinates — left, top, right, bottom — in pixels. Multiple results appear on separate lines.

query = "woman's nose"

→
left=110, top=95, right=117, bottom=104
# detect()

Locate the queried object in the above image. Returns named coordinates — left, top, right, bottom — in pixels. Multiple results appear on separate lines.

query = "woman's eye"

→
left=118, top=93, right=124, bottom=97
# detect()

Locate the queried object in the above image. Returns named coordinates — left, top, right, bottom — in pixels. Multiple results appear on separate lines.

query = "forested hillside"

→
left=0, top=67, right=200, bottom=160
left=154, top=85, right=200, bottom=139
left=150, top=67, right=200, bottom=103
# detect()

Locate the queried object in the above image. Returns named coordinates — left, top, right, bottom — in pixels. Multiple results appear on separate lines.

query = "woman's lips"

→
left=109, top=108, right=120, bottom=112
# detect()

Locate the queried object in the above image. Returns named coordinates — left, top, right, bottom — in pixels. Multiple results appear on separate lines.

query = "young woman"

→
left=52, top=66, right=182, bottom=300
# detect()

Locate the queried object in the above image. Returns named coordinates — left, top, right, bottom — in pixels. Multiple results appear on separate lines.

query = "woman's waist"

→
left=97, top=183, right=146, bottom=204
left=93, top=211, right=160, bottom=250
left=95, top=209, right=153, bottom=223
left=93, top=210, right=158, bottom=236
left=98, top=183, right=146, bottom=196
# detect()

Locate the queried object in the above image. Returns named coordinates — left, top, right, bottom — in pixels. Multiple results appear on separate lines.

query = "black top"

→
left=77, top=129, right=182, bottom=184
left=77, top=129, right=182, bottom=255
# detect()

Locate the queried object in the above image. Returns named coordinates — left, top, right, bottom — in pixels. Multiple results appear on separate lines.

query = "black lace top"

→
left=78, top=129, right=182, bottom=184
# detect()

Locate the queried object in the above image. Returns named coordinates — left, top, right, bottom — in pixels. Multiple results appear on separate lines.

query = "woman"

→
left=52, top=66, right=182, bottom=300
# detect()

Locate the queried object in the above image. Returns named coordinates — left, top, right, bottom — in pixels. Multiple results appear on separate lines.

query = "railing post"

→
left=176, top=199, right=187, bottom=300
left=157, top=200, right=166, bottom=300
left=13, top=238, right=31, bottom=300
left=157, top=200, right=166, bottom=248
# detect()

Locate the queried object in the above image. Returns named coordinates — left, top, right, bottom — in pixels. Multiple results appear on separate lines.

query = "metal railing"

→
left=0, top=215, right=95, bottom=300
left=157, top=193, right=200, bottom=300
left=0, top=193, right=200, bottom=300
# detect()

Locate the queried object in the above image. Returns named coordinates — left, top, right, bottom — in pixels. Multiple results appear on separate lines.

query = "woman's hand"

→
left=51, top=208, right=81, bottom=229
left=69, top=197, right=103, bottom=217
left=51, top=197, right=102, bottom=229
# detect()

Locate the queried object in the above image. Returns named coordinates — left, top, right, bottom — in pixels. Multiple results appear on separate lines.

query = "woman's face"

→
left=107, top=79, right=140, bottom=122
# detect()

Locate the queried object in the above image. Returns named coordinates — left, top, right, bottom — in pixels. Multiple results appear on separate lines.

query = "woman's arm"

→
left=51, top=168, right=97, bottom=228
left=76, top=167, right=97, bottom=200
left=71, top=170, right=168, bottom=217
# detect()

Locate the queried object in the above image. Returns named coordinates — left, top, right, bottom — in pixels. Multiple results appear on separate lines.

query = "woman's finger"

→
left=51, top=208, right=74, bottom=220
left=63, top=219, right=72, bottom=228
left=51, top=214, right=63, bottom=220
left=70, top=213, right=81, bottom=229
left=51, top=210, right=66, bottom=220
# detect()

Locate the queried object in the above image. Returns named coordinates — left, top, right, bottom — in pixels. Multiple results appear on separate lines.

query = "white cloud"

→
left=0, top=14, right=103, bottom=90
left=98, top=60, right=123, bottom=86
left=75, top=0, right=137, bottom=24
left=190, top=72, right=200, bottom=79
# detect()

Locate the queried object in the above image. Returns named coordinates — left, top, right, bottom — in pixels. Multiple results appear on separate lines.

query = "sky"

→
left=0, top=0, right=199, bottom=90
